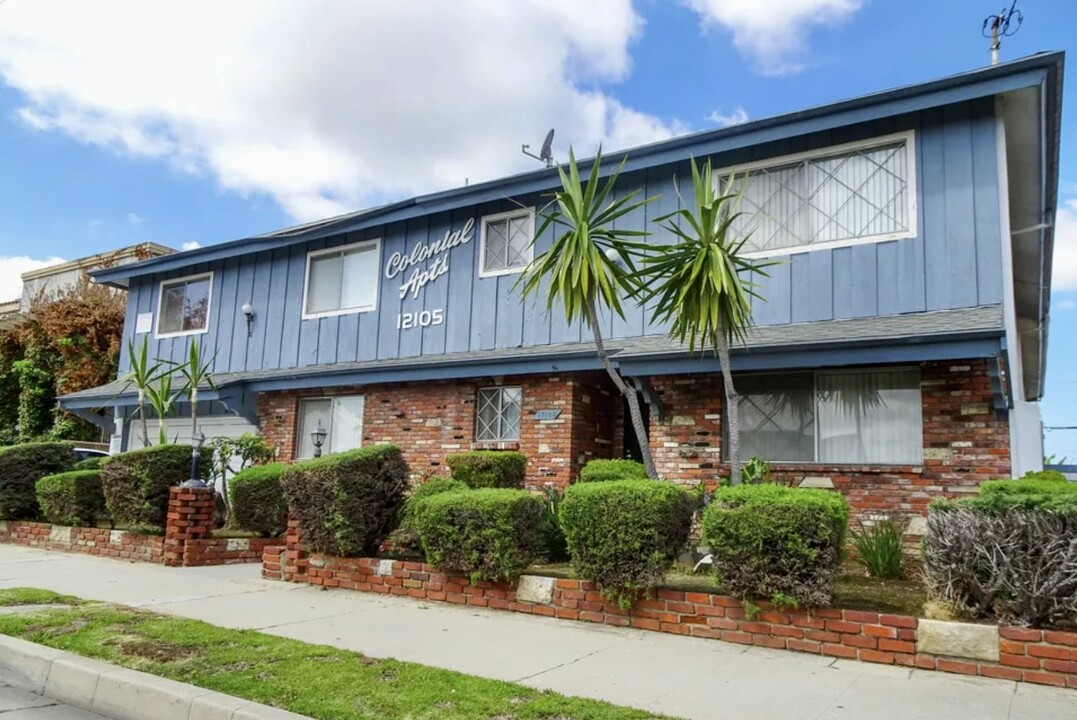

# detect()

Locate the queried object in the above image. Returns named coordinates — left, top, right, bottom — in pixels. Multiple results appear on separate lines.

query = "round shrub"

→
left=412, top=488, right=546, bottom=583
left=101, top=444, right=210, bottom=530
left=560, top=480, right=695, bottom=609
left=407, top=477, right=470, bottom=512
left=578, top=458, right=648, bottom=483
left=35, top=470, right=105, bottom=527
left=445, top=451, right=526, bottom=489
left=388, top=477, right=471, bottom=555
left=229, top=463, right=288, bottom=537
left=281, top=445, right=409, bottom=557
left=72, top=456, right=108, bottom=471
left=701, top=484, right=849, bottom=608
left=0, top=442, right=76, bottom=520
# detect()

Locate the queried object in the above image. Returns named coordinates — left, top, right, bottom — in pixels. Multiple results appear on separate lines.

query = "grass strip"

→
left=0, top=588, right=671, bottom=720
left=0, top=588, right=82, bottom=607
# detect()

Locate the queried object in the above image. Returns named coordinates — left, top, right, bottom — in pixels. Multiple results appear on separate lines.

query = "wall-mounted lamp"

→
left=241, top=302, right=255, bottom=337
left=605, top=246, right=623, bottom=266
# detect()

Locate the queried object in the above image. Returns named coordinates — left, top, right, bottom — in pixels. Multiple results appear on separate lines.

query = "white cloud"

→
left=708, top=106, right=750, bottom=128
left=0, top=1, right=685, bottom=223
left=181, top=241, right=202, bottom=252
left=126, top=212, right=143, bottom=226
left=1056, top=299, right=1075, bottom=311
left=1054, top=198, right=1077, bottom=291
left=0, top=256, right=66, bottom=302
left=684, top=0, right=862, bottom=75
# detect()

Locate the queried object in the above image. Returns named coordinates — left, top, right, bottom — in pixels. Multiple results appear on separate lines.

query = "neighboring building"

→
left=62, top=53, right=1063, bottom=521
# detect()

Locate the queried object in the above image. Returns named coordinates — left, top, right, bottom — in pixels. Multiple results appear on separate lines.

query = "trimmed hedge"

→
left=445, top=451, right=526, bottom=489
left=577, top=458, right=648, bottom=483
left=412, top=488, right=546, bottom=583
left=387, top=478, right=472, bottom=555
left=560, top=480, right=695, bottom=609
left=925, top=486, right=1077, bottom=627
left=0, top=442, right=76, bottom=520
left=281, top=445, right=409, bottom=557
left=229, top=463, right=288, bottom=537
left=35, top=471, right=106, bottom=527
left=101, top=444, right=210, bottom=530
left=701, top=484, right=849, bottom=608
left=73, top=456, right=108, bottom=471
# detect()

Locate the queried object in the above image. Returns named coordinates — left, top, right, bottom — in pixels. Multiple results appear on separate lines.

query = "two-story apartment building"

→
left=61, top=53, right=1063, bottom=520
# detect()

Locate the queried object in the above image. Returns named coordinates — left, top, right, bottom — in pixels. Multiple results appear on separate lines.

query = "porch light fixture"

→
left=181, top=430, right=208, bottom=488
left=311, top=420, right=328, bottom=458
left=241, top=302, right=255, bottom=337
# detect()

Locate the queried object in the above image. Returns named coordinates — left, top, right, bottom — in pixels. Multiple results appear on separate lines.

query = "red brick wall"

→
left=258, top=372, right=620, bottom=489
left=648, top=361, right=1011, bottom=521
left=267, top=552, right=1077, bottom=690
left=0, top=521, right=165, bottom=563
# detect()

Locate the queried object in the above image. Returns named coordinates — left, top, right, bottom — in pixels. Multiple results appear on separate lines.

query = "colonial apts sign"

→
left=384, top=218, right=474, bottom=330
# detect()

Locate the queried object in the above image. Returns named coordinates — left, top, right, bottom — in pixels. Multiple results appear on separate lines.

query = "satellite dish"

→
left=522, top=128, right=556, bottom=167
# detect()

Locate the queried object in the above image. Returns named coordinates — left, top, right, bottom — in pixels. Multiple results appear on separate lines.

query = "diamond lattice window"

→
left=476, top=387, right=522, bottom=442
left=724, top=137, right=913, bottom=255
left=482, top=210, right=533, bottom=275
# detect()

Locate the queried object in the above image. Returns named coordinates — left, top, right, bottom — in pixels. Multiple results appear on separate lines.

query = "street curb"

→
left=0, top=634, right=311, bottom=720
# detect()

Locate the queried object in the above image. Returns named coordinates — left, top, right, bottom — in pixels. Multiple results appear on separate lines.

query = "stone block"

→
left=516, top=575, right=555, bottom=605
left=671, top=415, right=696, bottom=426
left=376, top=559, right=396, bottom=577
left=923, top=448, right=954, bottom=461
left=109, top=530, right=126, bottom=544
left=905, top=516, right=928, bottom=536
left=916, top=619, right=999, bottom=661
left=49, top=525, right=72, bottom=544
left=226, top=538, right=250, bottom=552
left=798, top=477, right=835, bottom=490
left=91, top=668, right=205, bottom=720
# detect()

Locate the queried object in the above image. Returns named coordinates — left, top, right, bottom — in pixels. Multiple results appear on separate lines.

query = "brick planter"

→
left=0, top=487, right=281, bottom=568
left=267, top=548, right=1077, bottom=690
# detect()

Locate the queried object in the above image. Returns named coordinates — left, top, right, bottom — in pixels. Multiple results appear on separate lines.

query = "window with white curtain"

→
left=720, top=132, right=916, bottom=256
left=475, top=387, right=522, bottom=442
left=733, top=368, right=922, bottom=464
left=303, top=240, right=380, bottom=318
left=297, top=395, right=365, bottom=459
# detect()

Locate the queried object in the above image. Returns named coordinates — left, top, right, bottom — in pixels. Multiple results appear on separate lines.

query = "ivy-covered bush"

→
left=446, top=451, right=526, bottom=489
left=281, top=445, right=409, bottom=557
left=924, top=487, right=1077, bottom=627
left=560, top=480, right=695, bottom=609
left=412, top=488, right=546, bottom=583
left=0, top=442, right=76, bottom=519
left=101, top=444, right=209, bottom=530
left=72, top=456, right=108, bottom=471
left=35, top=470, right=105, bottom=527
left=701, top=484, right=849, bottom=608
left=229, top=463, right=288, bottom=537
left=577, top=458, right=648, bottom=483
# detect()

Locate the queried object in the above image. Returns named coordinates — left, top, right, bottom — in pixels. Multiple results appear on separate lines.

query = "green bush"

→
left=35, top=470, right=105, bottom=527
left=925, top=489, right=1077, bottom=627
left=100, top=444, right=210, bottom=530
left=446, top=451, right=526, bottom=489
left=701, top=484, right=849, bottom=607
left=0, top=442, right=76, bottom=519
left=849, top=518, right=905, bottom=579
left=560, top=480, right=695, bottom=609
left=281, top=445, right=409, bottom=557
left=577, top=458, right=648, bottom=483
left=541, top=485, right=569, bottom=562
left=72, top=456, right=107, bottom=471
left=412, top=488, right=546, bottom=583
left=1019, top=469, right=1068, bottom=483
left=229, top=463, right=288, bottom=537
left=388, top=478, right=472, bottom=556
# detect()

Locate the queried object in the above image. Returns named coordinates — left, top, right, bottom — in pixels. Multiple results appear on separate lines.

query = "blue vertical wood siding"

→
left=118, top=101, right=1005, bottom=375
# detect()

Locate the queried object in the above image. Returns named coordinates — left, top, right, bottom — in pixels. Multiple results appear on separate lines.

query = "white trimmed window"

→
left=476, top=386, right=522, bottom=442
left=720, top=132, right=917, bottom=257
left=480, top=209, right=534, bottom=277
left=735, top=367, right=923, bottom=464
left=297, top=395, right=365, bottom=459
left=303, top=240, right=380, bottom=319
left=157, top=273, right=212, bottom=337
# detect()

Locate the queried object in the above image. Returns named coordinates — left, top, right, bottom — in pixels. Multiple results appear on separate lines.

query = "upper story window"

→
left=303, top=240, right=380, bottom=319
left=719, top=132, right=917, bottom=257
left=734, top=367, right=923, bottom=465
left=157, top=272, right=212, bottom=338
left=476, top=386, right=522, bottom=442
left=296, top=395, right=364, bottom=459
left=480, top=208, right=534, bottom=277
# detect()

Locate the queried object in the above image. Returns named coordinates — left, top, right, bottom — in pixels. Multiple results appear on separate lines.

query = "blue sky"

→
left=0, top=0, right=1074, bottom=458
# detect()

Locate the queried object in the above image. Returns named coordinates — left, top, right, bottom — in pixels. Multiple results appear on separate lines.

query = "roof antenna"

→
left=522, top=128, right=555, bottom=168
left=983, top=0, right=1022, bottom=66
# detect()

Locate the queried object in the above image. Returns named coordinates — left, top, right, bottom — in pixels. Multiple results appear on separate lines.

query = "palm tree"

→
left=125, top=338, right=169, bottom=448
left=640, top=159, right=774, bottom=483
left=518, top=147, right=659, bottom=478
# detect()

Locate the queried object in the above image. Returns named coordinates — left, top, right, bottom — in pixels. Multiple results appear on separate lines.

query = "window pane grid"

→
left=476, top=387, right=521, bottom=442
left=483, top=212, right=532, bottom=274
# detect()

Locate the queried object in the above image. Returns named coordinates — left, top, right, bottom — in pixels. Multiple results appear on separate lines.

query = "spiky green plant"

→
left=518, top=147, right=658, bottom=477
left=124, top=337, right=171, bottom=448
left=177, top=340, right=216, bottom=443
left=144, top=373, right=180, bottom=445
left=640, top=158, right=775, bottom=483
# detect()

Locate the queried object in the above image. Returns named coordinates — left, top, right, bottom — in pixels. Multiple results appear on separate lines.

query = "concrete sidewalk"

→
left=0, top=546, right=1073, bottom=720
left=0, top=679, right=106, bottom=719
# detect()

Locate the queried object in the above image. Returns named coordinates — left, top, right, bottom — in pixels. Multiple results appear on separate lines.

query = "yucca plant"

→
left=177, top=340, right=216, bottom=442
left=144, top=372, right=180, bottom=445
left=639, top=158, right=775, bottom=483
left=518, top=147, right=658, bottom=477
left=125, top=337, right=170, bottom=448
left=850, top=517, right=906, bottom=579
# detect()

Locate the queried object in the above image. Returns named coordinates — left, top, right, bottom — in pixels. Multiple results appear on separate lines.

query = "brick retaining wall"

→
left=0, top=520, right=164, bottom=563
left=271, top=549, right=1077, bottom=690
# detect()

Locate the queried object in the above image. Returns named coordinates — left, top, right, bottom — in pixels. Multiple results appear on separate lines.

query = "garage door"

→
left=152, top=415, right=260, bottom=491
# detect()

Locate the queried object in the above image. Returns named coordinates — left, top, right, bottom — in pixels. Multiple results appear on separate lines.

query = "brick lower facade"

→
left=256, top=359, right=1010, bottom=516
